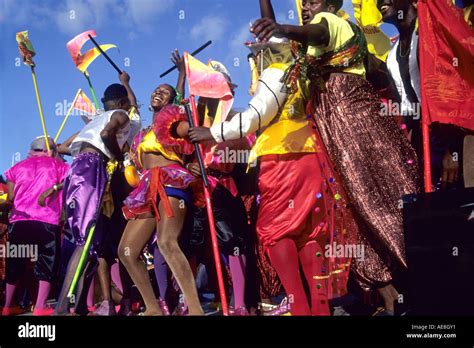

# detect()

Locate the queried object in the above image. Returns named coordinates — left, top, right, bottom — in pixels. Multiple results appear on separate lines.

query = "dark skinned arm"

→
left=171, top=49, right=186, bottom=97
left=57, top=131, right=79, bottom=156
left=119, top=72, right=138, bottom=109
left=100, top=111, right=129, bottom=161
left=251, top=17, right=330, bottom=47
left=260, top=0, right=276, bottom=20
left=175, top=121, right=190, bottom=139
left=38, top=182, right=64, bottom=207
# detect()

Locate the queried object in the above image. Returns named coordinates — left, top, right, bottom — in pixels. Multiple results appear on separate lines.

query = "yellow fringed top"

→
left=136, top=130, right=184, bottom=167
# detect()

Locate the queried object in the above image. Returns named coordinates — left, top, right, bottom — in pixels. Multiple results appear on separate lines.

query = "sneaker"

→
left=262, top=297, right=291, bottom=316
left=1, top=306, right=26, bottom=316
left=88, top=300, right=117, bottom=316
left=33, top=307, right=55, bottom=316
left=229, top=306, right=250, bottom=316
left=158, top=298, right=170, bottom=316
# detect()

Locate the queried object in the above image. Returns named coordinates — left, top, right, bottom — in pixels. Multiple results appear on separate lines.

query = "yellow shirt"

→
left=307, top=12, right=366, bottom=77
left=248, top=63, right=319, bottom=166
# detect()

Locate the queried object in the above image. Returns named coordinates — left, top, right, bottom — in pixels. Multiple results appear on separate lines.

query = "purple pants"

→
left=63, top=152, right=107, bottom=245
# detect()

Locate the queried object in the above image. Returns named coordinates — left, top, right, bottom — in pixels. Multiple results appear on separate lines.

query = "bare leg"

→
left=156, top=198, right=203, bottom=315
left=97, top=258, right=112, bottom=301
left=118, top=218, right=162, bottom=316
left=377, top=283, right=398, bottom=313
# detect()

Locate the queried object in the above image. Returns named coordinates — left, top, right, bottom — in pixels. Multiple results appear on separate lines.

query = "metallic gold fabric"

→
left=311, top=73, right=420, bottom=289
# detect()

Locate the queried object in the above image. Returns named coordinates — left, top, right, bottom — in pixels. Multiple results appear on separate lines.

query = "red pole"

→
left=418, top=1, right=433, bottom=193
left=421, top=123, right=432, bottom=193
left=189, top=95, right=229, bottom=316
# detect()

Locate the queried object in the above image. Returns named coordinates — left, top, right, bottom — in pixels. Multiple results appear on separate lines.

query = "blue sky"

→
left=0, top=0, right=399, bottom=174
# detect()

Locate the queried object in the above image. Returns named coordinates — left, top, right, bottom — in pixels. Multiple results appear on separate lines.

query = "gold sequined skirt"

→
left=311, top=73, right=421, bottom=289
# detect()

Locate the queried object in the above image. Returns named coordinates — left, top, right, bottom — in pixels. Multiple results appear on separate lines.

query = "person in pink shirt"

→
left=2, top=136, right=69, bottom=316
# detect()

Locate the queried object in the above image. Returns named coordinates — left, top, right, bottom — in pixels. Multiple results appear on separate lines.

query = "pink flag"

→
left=73, top=90, right=96, bottom=115
left=67, top=30, right=117, bottom=73
left=184, top=52, right=234, bottom=124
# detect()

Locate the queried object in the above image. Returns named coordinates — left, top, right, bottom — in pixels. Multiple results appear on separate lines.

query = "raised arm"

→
left=119, top=71, right=138, bottom=110
left=260, top=0, right=276, bottom=20
left=171, top=49, right=186, bottom=97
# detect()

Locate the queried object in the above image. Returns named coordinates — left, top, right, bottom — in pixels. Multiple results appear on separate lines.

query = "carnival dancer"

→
left=2, top=137, right=69, bottom=316
left=118, top=63, right=204, bottom=315
left=185, top=60, right=253, bottom=315
left=189, top=37, right=355, bottom=315
left=249, top=0, right=420, bottom=314
left=89, top=73, right=140, bottom=316
left=54, top=73, right=138, bottom=315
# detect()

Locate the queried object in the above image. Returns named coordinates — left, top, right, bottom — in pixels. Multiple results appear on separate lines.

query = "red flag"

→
left=418, top=0, right=474, bottom=131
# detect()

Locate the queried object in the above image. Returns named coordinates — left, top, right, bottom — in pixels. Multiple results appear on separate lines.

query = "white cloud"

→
left=1, top=0, right=175, bottom=36
left=55, top=0, right=96, bottom=35
left=125, top=0, right=175, bottom=31
left=1, top=0, right=57, bottom=28
left=190, top=15, right=227, bottom=43
left=229, top=23, right=252, bottom=56
left=127, top=31, right=139, bottom=41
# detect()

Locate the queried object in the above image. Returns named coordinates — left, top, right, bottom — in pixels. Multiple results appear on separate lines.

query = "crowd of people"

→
left=0, top=0, right=472, bottom=316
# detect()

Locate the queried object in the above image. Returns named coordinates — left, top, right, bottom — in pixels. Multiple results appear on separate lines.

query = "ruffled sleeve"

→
left=152, top=104, right=194, bottom=156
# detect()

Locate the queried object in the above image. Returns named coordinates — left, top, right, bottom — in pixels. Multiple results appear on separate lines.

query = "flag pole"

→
left=160, top=40, right=212, bottom=78
left=54, top=89, right=82, bottom=142
left=186, top=96, right=229, bottom=316
left=30, top=66, right=51, bottom=152
left=418, top=6, right=433, bottom=193
left=67, top=224, right=98, bottom=298
left=421, top=124, right=432, bottom=193
left=87, top=34, right=122, bottom=74
left=84, top=71, right=100, bottom=109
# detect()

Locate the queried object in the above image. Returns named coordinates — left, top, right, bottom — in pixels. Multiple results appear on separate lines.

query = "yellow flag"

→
left=352, top=0, right=391, bottom=61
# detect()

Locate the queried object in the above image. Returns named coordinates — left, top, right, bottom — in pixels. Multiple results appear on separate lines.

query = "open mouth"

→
left=153, top=96, right=162, bottom=103
left=380, top=5, right=390, bottom=14
left=302, top=13, right=311, bottom=23
left=378, top=0, right=393, bottom=16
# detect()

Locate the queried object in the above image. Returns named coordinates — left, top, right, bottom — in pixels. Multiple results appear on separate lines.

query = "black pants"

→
left=189, top=185, right=249, bottom=257
left=6, top=220, right=60, bottom=284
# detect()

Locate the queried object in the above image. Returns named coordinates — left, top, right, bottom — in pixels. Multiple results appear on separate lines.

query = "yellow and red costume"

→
left=123, top=104, right=197, bottom=221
